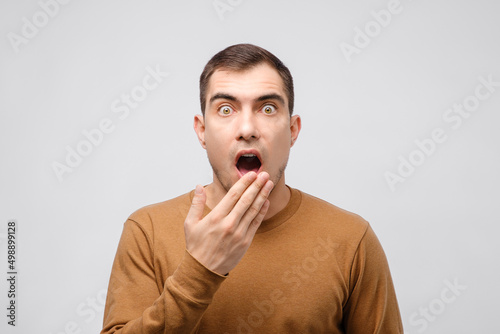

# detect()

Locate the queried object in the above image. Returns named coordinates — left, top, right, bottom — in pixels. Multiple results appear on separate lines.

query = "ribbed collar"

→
left=256, top=186, right=301, bottom=233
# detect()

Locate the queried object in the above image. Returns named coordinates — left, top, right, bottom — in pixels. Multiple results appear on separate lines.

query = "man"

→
left=101, top=44, right=403, bottom=333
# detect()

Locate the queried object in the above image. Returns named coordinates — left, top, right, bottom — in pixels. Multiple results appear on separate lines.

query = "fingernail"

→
left=195, top=185, right=203, bottom=195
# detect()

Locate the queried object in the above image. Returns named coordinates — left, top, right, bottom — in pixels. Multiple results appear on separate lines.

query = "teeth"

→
left=241, top=154, right=256, bottom=157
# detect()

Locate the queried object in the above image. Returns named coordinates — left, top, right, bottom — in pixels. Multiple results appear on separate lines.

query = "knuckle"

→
left=247, top=205, right=260, bottom=218
left=221, top=219, right=236, bottom=235
left=254, top=208, right=266, bottom=222
left=240, top=196, right=253, bottom=208
left=228, top=189, right=240, bottom=202
left=262, top=185, right=272, bottom=196
left=220, top=228, right=232, bottom=240
left=184, top=216, right=194, bottom=227
left=249, top=218, right=261, bottom=231
left=233, top=230, right=245, bottom=243
left=255, top=178, right=265, bottom=189
left=211, top=211, right=222, bottom=222
left=239, top=237, right=251, bottom=249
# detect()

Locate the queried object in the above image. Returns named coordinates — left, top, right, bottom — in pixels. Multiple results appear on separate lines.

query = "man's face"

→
left=194, top=63, right=301, bottom=192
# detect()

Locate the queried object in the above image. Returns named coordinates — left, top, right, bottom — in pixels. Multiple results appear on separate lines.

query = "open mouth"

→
left=236, top=153, right=262, bottom=176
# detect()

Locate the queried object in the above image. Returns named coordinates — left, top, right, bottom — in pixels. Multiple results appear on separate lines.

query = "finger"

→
left=230, top=173, right=272, bottom=223
left=246, top=199, right=270, bottom=235
left=211, top=172, right=258, bottom=217
left=185, top=185, right=206, bottom=224
left=237, top=179, right=274, bottom=231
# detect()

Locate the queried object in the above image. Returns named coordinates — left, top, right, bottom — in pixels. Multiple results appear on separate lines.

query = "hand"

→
left=184, top=172, right=274, bottom=275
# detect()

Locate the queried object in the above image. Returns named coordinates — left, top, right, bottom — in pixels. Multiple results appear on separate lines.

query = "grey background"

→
left=1, top=0, right=499, bottom=333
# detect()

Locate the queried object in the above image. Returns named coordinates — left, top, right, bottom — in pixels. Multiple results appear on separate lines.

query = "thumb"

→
left=187, top=185, right=206, bottom=223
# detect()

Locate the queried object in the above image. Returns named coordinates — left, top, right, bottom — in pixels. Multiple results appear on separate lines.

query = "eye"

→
left=218, top=105, right=234, bottom=116
left=262, top=105, right=276, bottom=115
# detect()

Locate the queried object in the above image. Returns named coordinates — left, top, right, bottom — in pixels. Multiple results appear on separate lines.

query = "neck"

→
left=205, top=175, right=290, bottom=220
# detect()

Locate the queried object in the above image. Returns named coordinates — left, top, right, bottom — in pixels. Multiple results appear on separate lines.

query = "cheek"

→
left=205, top=128, right=230, bottom=162
left=269, top=131, right=292, bottom=160
left=204, top=122, right=223, bottom=146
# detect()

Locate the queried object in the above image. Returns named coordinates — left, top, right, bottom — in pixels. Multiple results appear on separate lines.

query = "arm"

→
left=101, top=220, right=226, bottom=333
left=342, top=225, right=404, bottom=333
left=101, top=171, right=274, bottom=333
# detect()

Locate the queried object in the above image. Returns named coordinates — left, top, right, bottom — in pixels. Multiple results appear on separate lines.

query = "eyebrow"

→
left=209, top=92, right=286, bottom=106
left=255, top=93, right=285, bottom=106
left=209, top=93, right=237, bottom=104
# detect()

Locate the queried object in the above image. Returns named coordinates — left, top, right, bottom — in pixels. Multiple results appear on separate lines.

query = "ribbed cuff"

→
left=169, top=250, right=227, bottom=305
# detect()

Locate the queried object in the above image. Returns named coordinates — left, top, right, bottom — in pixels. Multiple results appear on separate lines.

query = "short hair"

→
left=199, top=43, right=294, bottom=116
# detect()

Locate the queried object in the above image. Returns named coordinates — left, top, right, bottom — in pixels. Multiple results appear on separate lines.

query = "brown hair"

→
left=199, top=43, right=294, bottom=116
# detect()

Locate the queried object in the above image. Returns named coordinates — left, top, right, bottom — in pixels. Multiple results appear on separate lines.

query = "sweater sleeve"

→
left=342, top=224, right=404, bottom=333
left=101, top=219, right=226, bottom=334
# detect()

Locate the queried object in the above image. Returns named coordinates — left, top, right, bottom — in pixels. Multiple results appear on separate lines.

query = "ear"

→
left=194, top=114, right=207, bottom=149
left=290, top=115, right=301, bottom=147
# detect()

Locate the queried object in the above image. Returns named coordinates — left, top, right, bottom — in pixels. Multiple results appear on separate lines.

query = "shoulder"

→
left=288, top=190, right=371, bottom=258
left=289, top=189, right=385, bottom=286
left=297, top=190, right=369, bottom=232
left=125, top=191, right=193, bottom=239
left=129, top=191, right=192, bottom=221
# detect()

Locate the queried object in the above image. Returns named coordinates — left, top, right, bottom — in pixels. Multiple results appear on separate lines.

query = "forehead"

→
left=207, top=63, right=287, bottom=104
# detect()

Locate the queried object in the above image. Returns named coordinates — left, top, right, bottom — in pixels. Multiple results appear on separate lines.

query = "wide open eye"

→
left=262, top=105, right=276, bottom=115
left=219, top=106, right=234, bottom=116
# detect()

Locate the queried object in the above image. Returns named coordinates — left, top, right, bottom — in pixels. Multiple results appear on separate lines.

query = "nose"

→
left=235, top=110, right=260, bottom=141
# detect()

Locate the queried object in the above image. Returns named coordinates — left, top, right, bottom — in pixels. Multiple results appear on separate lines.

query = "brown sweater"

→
left=101, top=188, right=403, bottom=333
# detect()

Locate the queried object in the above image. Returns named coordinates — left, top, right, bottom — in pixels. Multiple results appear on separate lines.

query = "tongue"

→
left=237, top=156, right=261, bottom=175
